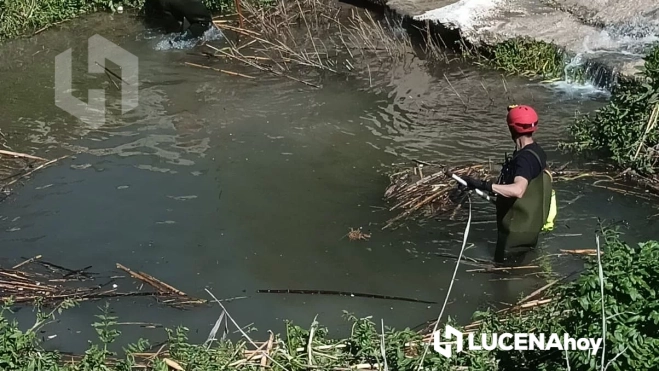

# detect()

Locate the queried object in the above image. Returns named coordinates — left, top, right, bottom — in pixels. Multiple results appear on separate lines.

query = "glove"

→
left=462, top=176, right=493, bottom=193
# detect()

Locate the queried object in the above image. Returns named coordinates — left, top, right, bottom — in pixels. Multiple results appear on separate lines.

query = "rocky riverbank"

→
left=370, top=0, right=659, bottom=86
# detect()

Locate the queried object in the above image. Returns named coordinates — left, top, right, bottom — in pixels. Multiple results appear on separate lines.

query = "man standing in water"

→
left=460, top=105, right=554, bottom=263
left=144, top=0, right=214, bottom=39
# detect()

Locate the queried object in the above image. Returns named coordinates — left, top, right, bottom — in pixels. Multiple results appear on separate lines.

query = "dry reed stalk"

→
left=116, top=263, right=190, bottom=298
left=262, top=331, right=275, bottom=367
left=382, top=163, right=489, bottom=228
left=184, top=62, right=256, bottom=79
left=498, top=298, right=553, bottom=314
left=633, top=103, right=659, bottom=161
left=199, top=0, right=413, bottom=88
left=212, top=22, right=333, bottom=73
left=230, top=341, right=268, bottom=366
left=212, top=22, right=262, bottom=37
left=0, top=149, right=48, bottom=161
left=235, top=0, right=244, bottom=29
left=295, top=0, right=322, bottom=67
left=465, top=265, right=540, bottom=273
left=517, top=280, right=559, bottom=305
left=443, top=73, right=466, bottom=106
left=559, top=249, right=603, bottom=256
left=210, top=44, right=322, bottom=88
left=12, top=255, right=42, bottom=269
left=3, top=155, right=69, bottom=188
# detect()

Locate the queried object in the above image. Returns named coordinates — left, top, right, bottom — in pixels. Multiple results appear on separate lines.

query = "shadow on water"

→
left=0, top=12, right=658, bottom=352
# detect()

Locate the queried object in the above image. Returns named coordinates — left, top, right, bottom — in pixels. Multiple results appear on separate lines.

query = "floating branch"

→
left=184, top=62, right=256, bottom=79
left=2, top=155, right=69, bottom=189
left=559, top=249, right=602, bottom=256
left=465, top=265, right=540, bottom=273
left=0, top=149, right=48, bottom=161
left=117, top=263, right=188, bottom=297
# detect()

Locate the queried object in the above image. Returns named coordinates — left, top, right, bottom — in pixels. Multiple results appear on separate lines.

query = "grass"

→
left=0, top=0, right=237, bottom=41
left=468, top=37, right=570, bottom=80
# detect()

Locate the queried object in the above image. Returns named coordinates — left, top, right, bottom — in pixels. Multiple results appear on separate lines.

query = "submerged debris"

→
left=346, top=227, right=371, bottom=241
left=0, top=149, right=68, bottom=201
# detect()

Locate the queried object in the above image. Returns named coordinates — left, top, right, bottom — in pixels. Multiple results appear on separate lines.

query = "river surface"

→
left=0, top=11, right=658, bottom=352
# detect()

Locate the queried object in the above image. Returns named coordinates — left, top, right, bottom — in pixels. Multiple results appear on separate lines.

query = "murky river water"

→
left=1, top=11, right=658, bottom=352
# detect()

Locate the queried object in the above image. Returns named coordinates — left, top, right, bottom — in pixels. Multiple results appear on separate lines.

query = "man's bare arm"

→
left=492, top=176, right=528, bottom=198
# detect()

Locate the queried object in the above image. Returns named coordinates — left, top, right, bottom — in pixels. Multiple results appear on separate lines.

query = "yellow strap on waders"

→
left=542, top=190, right=557, bottom=231
left=542, top=169, right=557, bottom=231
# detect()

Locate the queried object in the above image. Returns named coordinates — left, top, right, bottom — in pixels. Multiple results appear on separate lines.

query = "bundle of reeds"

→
left=0, top=256, right=205, bottom=308
left=383, top=161, right=620, bottom=229
left=188, top=0, right=425, bottom=88
left=382, top=162, right=495, bottom=229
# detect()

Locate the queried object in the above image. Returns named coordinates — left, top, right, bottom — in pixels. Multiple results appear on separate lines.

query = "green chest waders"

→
left=494, top=149, right=553, bottom=262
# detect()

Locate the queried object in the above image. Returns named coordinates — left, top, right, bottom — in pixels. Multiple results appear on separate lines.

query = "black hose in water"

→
left=256, top=289, right=438, bottom=304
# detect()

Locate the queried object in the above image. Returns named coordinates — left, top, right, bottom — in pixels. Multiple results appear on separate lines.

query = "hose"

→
left=416, top=194, right=473, bottom=368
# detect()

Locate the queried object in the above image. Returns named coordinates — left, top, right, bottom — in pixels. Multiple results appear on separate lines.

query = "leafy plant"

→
left=470, top=227, right=659, bottom=371
left=0, top=299, right=62, bottom=370
left=473, top=37, right=575, bottom=80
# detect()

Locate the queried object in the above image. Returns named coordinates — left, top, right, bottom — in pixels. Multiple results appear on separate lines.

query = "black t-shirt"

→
left=512, top=142, right=547, bottom=182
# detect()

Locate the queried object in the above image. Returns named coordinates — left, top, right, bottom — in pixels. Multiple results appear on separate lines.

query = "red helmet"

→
left=506, top=105, right=539, bottom=134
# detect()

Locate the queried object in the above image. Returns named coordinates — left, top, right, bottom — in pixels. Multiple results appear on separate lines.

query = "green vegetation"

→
left=0, top=0, right=231, bottom=41
left=561, top=43, right=659, bottom=176
left=0, top=228, right=655, bottom=370
left=473, top=37, right=572, bottom=80
left=1, top=0, right=135, bottom=40
left=474, top=227, right=659, bottom=371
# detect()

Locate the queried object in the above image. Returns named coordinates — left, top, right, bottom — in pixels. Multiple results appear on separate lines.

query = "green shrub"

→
left=472, top=227, right=659, bottom=371
left=558, top=229, right=659, bottom=370
left=476, top=37, right=569, bottom=79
